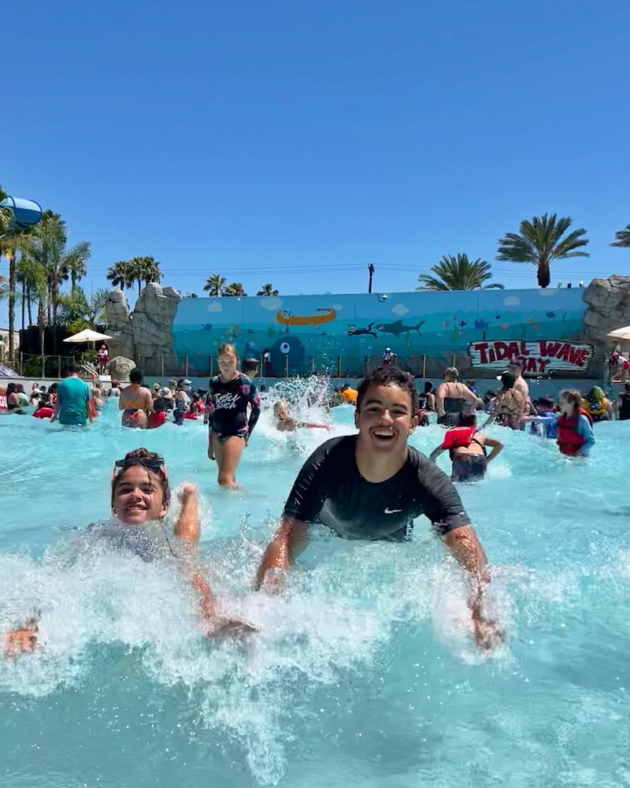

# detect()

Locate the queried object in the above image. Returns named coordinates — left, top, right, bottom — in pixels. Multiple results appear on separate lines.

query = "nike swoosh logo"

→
left=384, top=508, right=403, bottom=514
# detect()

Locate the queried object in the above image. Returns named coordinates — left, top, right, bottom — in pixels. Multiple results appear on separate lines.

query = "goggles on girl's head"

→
left=111, top=456, right=168, bottom=482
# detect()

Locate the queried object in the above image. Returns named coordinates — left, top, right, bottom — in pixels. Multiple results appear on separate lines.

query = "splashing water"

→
left=1, top=391, right=629, bottom=786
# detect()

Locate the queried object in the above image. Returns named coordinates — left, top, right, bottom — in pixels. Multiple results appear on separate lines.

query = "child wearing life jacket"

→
left=429, top=413, right=503, bottom=482
left=557, top=389, right=595, bottom=457
left=582, top=386, right=612, bottom=423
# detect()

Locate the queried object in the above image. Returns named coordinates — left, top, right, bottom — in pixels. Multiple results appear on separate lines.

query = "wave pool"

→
left=1, top=393, right=629, bottom=787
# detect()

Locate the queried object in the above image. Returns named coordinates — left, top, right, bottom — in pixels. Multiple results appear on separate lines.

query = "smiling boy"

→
left=256, top=366, right=500, bottom=647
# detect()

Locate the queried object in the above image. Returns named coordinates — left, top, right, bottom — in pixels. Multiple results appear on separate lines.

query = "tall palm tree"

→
left=203, top=273, right=226, bottom=296
left=130, top=255, right=161, bottom=295
left=496, top=213, right=589, bottom=288
left=417, top=254, right=504, bottom=291
left=257, top=283, right=279, bottom=296
left=223, top=282, right=247, bottom=297
left=107, top=260, right=136, bottom=292
left=62, top=240, right=91, bottom=290
left=0, top=226, right=35, bottom=358
left=184, top=292, right=198, bottom=298
left=611, top=225, right=630, bottom=248
left=16, top=253, right=46, bottom=329
left=27, top=210, right=69, bottom=324
left=0, top=184, right=12, bottom=236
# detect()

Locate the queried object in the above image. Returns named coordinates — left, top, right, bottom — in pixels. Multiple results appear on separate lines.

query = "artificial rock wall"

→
left=105, top=283, right=181, bottom=376
left=582, top=275, right=630, bottom=364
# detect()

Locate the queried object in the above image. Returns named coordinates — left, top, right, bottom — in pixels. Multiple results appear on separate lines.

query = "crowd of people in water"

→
left=2, top=342, right=629, bottom=658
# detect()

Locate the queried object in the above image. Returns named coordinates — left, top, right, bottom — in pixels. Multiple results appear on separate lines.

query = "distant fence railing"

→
left=9, top=351, right=602, bottom=381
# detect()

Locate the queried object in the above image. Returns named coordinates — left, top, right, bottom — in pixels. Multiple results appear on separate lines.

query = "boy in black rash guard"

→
left=255, top=366, right=502, bottom=649
left=207, top=343, right=261, bottom=487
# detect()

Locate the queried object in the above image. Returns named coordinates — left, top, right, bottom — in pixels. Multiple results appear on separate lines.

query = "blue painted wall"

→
left=172, top=289, right=585, bottom=376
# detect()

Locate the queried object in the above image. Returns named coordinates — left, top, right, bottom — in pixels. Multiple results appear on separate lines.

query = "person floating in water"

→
left=119, top=369, right=153, bottom=428
left=435, top=367, right=478, bottom=427
left=429, top=413, right=503, bottom=483
left=340, top=383, right=358, bottom=404
left=557, top=389, right=595, bottom=457
left=3, top=449, right=253, bottom=658
left=273, top=400, right=330, bottom=432
left=255, top=366, right=502, bottom=649
left=206, top=343, right=261, bottom=488
left=582, top=386, right=612, bottom=422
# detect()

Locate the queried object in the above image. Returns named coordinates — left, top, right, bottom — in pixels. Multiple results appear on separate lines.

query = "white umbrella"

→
left=63, top=329, right=112, bottom=344
left=607, top=326, right=630, bottom=341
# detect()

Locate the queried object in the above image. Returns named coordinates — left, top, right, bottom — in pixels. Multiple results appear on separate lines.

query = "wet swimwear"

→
left=451, top=453, right=488, bottom=483
left=207, top=373, right=261, bottom=441
left=283, top=435, right=469, bottom=541
left=619, top=393, right=630, bottom=421
left=438, top=383, right=467, bottom=426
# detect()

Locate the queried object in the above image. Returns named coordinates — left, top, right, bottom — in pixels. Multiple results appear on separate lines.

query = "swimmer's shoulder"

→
left=301, top=434, right=356, bottom=473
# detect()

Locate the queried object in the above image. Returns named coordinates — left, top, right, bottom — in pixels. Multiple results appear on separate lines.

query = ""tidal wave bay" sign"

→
left=468, top=340, right=593, bottom=375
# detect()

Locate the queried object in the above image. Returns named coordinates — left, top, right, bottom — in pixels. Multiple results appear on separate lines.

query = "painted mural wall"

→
left=172, top=288, right=586, bottom=377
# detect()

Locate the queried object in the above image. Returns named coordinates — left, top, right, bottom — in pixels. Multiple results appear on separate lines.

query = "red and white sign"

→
left=468, top=340, right=593, bottom=375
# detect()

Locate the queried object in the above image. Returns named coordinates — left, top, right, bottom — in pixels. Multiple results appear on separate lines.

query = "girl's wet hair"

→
left=111, top=448, right=170, bottom=509
left=273, top=400, right=289, bottom=416
left=559, top=389, right=581, bottom=412
left=218, top=343, right=239, bottom=364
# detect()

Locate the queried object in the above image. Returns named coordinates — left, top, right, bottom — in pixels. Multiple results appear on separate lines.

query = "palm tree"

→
left=611, top=225, right=630, bottom=248
left=0, top=226, right=35, bottom=358
left=496, top=213, right=589, bottom=288
left=257, top=283, right=279, bottom=296
left=203, top=274, right=226, bottom=296
left=223, top=282, right=247, bottom=297
left=58, top=286, right=109, bottom=332
left=417, top=254, right=504, bottom=291
left=62, top=240, right=91, bottom=290
left=107, top=260, right=136, bottom=292
left=184, top=292, right=198, bottom=298
left=130, top=255, right=161, bottom=295
left=16, top=253, right=46, bottom=328
left=0, top=184, right=13, bottom=236
left=27, top=210, right=73, bottom=324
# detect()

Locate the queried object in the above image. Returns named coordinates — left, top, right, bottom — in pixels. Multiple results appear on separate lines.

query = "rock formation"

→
left=583, top=275, right=630, bottom=366
left=105, top=290, right=134, bottom=360
left=132, top=284, right=182, bottom=374
left=108, top=356, right=136, bottom=382
left=104, top=284, right=182, bottom=376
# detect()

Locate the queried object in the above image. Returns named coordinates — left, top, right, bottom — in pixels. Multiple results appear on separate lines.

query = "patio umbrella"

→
left=63, top=329, right=112, bottom=344
left=606, top=326, right=630, bottom=341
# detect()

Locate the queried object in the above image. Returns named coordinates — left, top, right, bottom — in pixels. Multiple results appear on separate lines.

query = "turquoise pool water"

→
left=1, top=393, right=629, bottom=787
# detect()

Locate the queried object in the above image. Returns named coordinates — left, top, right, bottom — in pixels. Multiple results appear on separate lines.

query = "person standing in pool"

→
left=207, top=343, right=261, bottom=487
left=255, top=366, right=502, bottom=649
left=505, top=359, right=531, bottom=414
left=52, top=364, right=93, bottom=426
left=429, top=413, right=503, bottom=482
left=435, top=367, right=478, bottom=426
left=614, top=382, right=630, bottom=421
left=119, top=369, right=153, bottom=428
left=486, top=372, right=525, bottom=429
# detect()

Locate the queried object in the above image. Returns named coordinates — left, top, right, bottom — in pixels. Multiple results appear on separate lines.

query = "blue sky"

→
left=2, top=0, right=629, bottom=324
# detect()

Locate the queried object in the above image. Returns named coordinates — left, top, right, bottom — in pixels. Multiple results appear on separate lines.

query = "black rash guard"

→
left=283, top=435, right=470, bottom=541
left=207, top=373, right=261, bottom=439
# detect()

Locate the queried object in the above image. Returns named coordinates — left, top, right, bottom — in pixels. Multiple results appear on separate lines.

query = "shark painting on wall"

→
left=172, top=289, right=587, bottom=375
